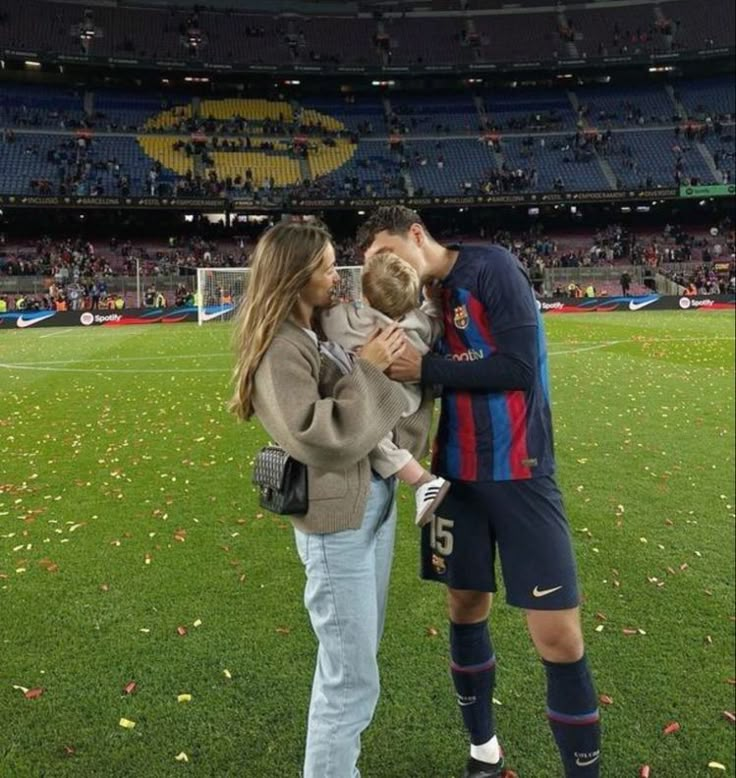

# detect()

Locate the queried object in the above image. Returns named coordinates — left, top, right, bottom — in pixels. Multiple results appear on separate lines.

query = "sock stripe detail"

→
left=546, top=707, right=600, bottom=726
left=450, top=655, right=496, bottom=674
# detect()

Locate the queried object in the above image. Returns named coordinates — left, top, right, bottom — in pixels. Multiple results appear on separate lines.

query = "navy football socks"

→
left=450, top=621, right=497, bottom=747
left=544, top=655, right=601, bottom=776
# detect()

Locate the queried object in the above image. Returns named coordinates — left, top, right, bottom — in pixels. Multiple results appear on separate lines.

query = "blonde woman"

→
left=230, top=221, right=423, bottom=778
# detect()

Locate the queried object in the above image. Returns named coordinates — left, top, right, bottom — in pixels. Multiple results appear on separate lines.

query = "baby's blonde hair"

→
left=361, top=251, right=420, bottom=319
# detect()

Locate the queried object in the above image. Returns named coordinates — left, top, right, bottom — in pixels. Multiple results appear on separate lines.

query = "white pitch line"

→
left=39, top=328, right=77, bottom=339
left=548, top=340, right=623, bottom=356
left=548, top=334, right=735, bottom=356
left=1, top=336, right=733, bottom=375
left=3, top=352, right=232, bottom=365
left=0, top=363, right=229, bottom=374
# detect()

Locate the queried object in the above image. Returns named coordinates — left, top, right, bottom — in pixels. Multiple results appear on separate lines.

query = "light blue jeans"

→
left=294, top=473, right=397, bottom=778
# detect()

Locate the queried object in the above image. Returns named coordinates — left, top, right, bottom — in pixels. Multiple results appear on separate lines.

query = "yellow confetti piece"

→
left=12, top=685, right=29, bottom=693
left=139, top=628, right=150, bottom=634
left=119, top=718, right=136, bottom=729
left=177, top=694, right=192, bottom=703
left=708, top=763, right=726, bottom=771
left=193, top=619, right=202, bottom=628
left=595, top=624, right=605, bottom=633
left=175, top=752, right=189, bottom=763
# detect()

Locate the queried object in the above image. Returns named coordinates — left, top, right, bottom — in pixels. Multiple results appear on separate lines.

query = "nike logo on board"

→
left=628, top=299, right=657, bottom=311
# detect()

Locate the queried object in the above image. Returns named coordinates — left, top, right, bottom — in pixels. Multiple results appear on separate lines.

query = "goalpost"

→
left=195, top=266, right=364, bottom=325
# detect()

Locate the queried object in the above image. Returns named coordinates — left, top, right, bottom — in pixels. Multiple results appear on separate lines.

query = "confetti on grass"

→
left=119, top=718, right=136, bottom=729
left=663, top=721, right=681, bottom=735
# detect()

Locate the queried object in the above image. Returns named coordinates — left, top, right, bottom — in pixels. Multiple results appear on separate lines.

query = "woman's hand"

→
left=358, top=324, right=406, bottom=371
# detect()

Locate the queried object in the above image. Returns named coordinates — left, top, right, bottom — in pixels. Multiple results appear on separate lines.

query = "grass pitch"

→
left=1, top=312, right=734, bottom=777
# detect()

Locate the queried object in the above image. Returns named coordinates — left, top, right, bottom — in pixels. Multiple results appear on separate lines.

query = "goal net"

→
left=195, top=266, right=364, bottom=325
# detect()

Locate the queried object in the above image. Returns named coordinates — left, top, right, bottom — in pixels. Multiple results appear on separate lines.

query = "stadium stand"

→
left=0, top=84, right=86, bottom=129
left=0, top=0, right=734, bottom=65
left=480, top=88, right=577, bottom=132
left=1, top=77, right=733, bottom=198
left=575, top=84, right=679, bottom=127
left=472, top=12, right=561, bottom=63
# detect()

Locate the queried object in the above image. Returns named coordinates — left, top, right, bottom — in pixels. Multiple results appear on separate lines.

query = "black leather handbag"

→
left=252, top=445, right=308, bottom=516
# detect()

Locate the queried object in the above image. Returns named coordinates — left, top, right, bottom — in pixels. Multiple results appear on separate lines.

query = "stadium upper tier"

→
left=0, top=80, right=733, bottom=198
left=0, top=0, right=733, bottom=67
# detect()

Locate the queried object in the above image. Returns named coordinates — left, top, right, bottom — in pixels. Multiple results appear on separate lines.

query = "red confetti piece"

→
left=622, top=628, right=638, bottom=635
left=24, top=688, right=44, bottom=699
left=599, top=694, right=614, bottom=705
left=663, top=721, right=680, bottom=735
left=176, top=626, right=187, bottom=637
left=723, top=711, right=735, bottom=724
left=594, top=612, right=607, bottom=622
left=63, top=746, right=76, bottom=757
left=640, top=766, right=651, bottom=778
left=275, top=627, right=290, bottom=635
left=123, top=681, right=137, bottom=695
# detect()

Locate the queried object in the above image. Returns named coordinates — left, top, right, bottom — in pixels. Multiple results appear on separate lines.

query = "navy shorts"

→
left=420, top=475, right=580, bottom=610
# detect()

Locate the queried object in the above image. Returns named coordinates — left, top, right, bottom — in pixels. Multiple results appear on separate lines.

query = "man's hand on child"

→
left=386, top=340, right=422, bottom=382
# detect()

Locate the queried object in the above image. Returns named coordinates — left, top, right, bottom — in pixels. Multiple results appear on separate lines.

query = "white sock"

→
left=471, top=735, right=501, bottom=765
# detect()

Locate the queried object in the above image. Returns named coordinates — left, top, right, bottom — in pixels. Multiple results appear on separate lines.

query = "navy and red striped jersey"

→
left=427, top=244, right=555, bottom=482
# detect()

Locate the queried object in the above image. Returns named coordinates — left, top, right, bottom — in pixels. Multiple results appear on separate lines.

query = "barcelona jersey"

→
left=430, top=245, right=555, bottom=482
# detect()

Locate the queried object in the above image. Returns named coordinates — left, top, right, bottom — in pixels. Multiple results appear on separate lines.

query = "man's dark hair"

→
left=356, top=206, right=426, bottom=252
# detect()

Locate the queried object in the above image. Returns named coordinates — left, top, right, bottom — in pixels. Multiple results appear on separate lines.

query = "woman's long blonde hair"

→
left=229, top=221, right=332, bottom=420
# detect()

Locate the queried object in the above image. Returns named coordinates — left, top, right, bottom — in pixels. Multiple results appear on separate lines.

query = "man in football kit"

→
left=358, top=207, right=601, bottom=778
